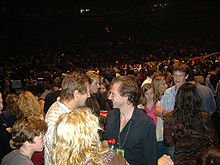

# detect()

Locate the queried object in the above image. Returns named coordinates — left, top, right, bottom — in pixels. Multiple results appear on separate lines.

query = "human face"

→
left=108, top=83, right=126, bottom=109
left=90, top=78, right=100, bottom=94
left=0, top=93, right=3, bottom=114
left=31, top=134, right=46, bottom=152
left=78, top=84, right=90, bottom=106
left=144, top=88, right=154, bottom=102
left=173, top=71, right=188, bottom=88
left=99, top=84, right=107, bottom=94
left=159, top=80, right=168, bottom=94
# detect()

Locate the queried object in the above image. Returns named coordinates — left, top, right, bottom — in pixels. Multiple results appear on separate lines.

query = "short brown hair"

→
left=11, top=116, right=47, bottom=149
left=110, top=76, right=138, bottom=106
left=60, top=72, right=89, bottom=102
left=173, top=62, right=190, bottom=75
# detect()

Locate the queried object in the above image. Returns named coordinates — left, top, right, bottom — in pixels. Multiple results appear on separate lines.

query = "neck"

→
left=120, top=104, right=134, bottom=120
left=62, top=100, right=76, bottom=111
left=146, top=100, right=154, bottom=107
left=19, top=147, right=33, bottom=159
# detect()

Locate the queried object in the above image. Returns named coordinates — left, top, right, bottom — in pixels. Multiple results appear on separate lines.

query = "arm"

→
left=154, top=105, right=173, bottom=119
left=107, top=154, right=126, bottom=165
left=207, top=87, right=216, bottom=115
left=204, top=116, right=219, bottom=145
left=143, top=121, right=157, bottom=165
left=155, top=89, right=174, bottom=118
left=163, top=115, right=175, bottom=146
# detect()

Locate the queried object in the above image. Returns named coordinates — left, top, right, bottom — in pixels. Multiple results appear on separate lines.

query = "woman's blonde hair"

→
left=152, top=75, right=166, bottom=102
left=18, top=91, right=43, bottom=118
left=52, top=106, right=105, bottom=165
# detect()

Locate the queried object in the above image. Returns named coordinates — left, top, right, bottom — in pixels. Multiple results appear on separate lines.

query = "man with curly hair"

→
left=1, top=116, right=47, bottom=165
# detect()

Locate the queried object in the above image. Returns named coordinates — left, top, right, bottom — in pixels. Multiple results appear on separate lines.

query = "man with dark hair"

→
left=44, top=72, right=90, bottom=165
left=103, top=76, right=157, bottom=165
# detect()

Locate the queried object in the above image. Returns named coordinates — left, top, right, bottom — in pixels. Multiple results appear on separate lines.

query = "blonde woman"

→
left=51, top=106, right=126, bottom=165
left=86, top=71, right=112, bottom=116
left=151, top=75, right=168, bottom=102
left=86, top=71, right=101, bottom=116
left=151, top=75, right=168, bottom=159
left=18, top=91, right=44, bottom=119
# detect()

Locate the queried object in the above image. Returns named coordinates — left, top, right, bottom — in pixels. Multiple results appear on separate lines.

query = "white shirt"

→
left=44, top=97, right=71, bottom=165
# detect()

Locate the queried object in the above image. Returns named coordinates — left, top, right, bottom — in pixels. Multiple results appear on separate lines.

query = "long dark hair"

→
left=173, top=83, right=203, bottom=129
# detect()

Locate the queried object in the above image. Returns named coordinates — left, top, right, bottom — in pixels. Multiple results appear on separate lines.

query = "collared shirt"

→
left=159, top=85, right=178, bottom=111
left=103, top=107, right=157, bottom=165
left=44, top=97, right=71, bottom=165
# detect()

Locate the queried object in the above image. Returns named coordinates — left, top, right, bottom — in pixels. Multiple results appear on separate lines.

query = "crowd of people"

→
left=0, top=58, right=220, bottom=164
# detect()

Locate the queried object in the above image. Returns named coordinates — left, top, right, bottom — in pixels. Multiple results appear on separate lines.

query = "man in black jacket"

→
left=102, top=76, right=157, bottom=165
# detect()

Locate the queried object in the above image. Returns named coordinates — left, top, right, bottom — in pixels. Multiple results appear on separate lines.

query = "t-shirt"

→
left=1, top=150, right=34, bottom=165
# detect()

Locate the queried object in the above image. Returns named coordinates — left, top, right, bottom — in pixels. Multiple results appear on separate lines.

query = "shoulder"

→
left=134, top=108, right=154, bottom=126
left=165, top=86, right=175, bottom=94
left=106, top=109, right=119, bottom=118
left=2, top=150, right=34, bottom=165
left=45, top=102, right=58, bottom=116
left=164, top=112, right=173, bottom=121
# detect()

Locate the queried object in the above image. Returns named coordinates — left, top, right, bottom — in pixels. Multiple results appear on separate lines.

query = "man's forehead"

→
left=111, top=82, right=121, bottom=91
left=173, top=71, right=186, bottom=75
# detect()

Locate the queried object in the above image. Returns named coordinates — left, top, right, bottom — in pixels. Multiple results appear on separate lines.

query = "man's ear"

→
left=73, top=90, right=80, bottom=98
left=124, top=96, right=131, bottom=105
left=23, top=141, right=31, bottom=148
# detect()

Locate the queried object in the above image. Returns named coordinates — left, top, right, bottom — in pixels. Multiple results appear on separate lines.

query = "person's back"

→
left=163, top=83, right=219, bottom=165
left=195, top=83, right=216, bottom=115
left=164, top=112, right=218, bottom=164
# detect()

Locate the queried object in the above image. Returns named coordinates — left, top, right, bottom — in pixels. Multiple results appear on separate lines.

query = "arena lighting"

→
left=80, top=9, right=91, bottom=14
left=116, top=61, right=119, bottom=63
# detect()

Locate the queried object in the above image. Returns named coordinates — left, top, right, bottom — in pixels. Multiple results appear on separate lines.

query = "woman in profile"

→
left=164, top=83, right=218, bottom=165
left=151, top=75, right=168, bottom=158
left=51, top=106, right=126, bottom=165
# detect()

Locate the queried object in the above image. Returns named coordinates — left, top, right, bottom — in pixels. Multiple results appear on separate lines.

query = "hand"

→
left=107, top=154, right=126, bottom=165
left=158, top=155, right=174, bottom=165
left=40, top=89, right=52, bottom=99
left=102, top=140, right=109, bottom=148
left=154, top=105, right=164, bottom=118
left=6, top=127, right=12, bottom=133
